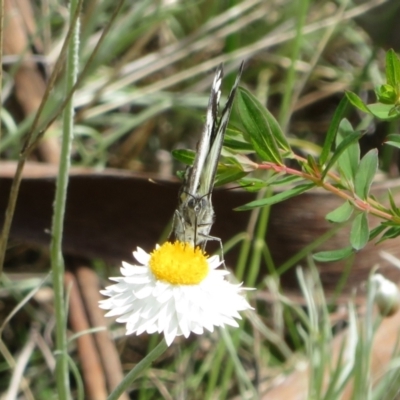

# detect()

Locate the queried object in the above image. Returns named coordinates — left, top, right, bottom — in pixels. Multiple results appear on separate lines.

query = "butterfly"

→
left=174, top=61, right=244, bottom=250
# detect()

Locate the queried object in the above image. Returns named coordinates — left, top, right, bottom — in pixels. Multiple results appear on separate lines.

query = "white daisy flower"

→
left=99, top=241, right=253, bottom=346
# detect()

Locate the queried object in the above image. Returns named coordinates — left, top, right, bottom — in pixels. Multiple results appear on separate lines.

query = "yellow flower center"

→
left=149, top=241, right=209, bottom=285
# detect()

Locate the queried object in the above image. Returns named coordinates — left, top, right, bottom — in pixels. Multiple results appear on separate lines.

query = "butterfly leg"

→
left=199, top=234, right=226, bottom=269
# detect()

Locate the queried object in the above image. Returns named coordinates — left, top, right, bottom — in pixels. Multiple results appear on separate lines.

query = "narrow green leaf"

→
left=301, top=155, right=319, bottom=176
left=322, top=130, right=361, bottom=179
left=388, top=189, right=400, bottom=217
left=172, top=150, right=248, bottom=186
left=334, top=119, right=360, bottom=183
left=214, top=169, right=247, bottom=186
left=269, top=174, right=304, bottom=186
left=326, top=201, right=353, bottom=223
left=377, top=225, right=400, bottom=243
left=385, top=49, right=400, bottom=87
left=313, top=246, right=353, bottom=262
left=226, top=117, right=244, bottom=134
left=220, top=153, right=257, bottom=173
left=354, top=149, right=378, bottom=199
left=385, top=133, right=400, bottom=149
left=320, top=96, right=349, bottom=165
left=223, top=136, right=254, bottom=152
left=235, top=87, right=290, bottom=163
left=236, top=183, right=314, bottom=211
left=306, top=154, right=320, bottom=175
left=237, top=178, right=267, bottom=192
left=345, top=91, right=371, bottom=114
left=350, top=212, right=369, bottom=250
left=172, top=149, right=194, bottom=165
left=369, top=224, right=387, bottom=241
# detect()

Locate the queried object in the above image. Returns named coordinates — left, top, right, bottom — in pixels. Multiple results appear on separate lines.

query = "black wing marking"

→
left=200, top=61, right=244, bottom=197
left=185, top=65, right=223, bottom=197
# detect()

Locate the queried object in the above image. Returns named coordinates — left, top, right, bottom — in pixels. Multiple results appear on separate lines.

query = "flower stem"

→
left=107, top=339, right=168, bottom=400
left=50, top=1, right=80, bottom=398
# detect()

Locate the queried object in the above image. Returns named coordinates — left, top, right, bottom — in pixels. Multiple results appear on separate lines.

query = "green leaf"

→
left=350, top=212, right=369, bottom=250
left=326, top=201, right=353, bottom=223
left=385, top=49, right=400, bottom=87
left=388, top=189, right=400, bottom=217
left=236, top=183, right=314, bottom=210
left=214, top=167, right=247, bottom=186
left=172, top=150, right=250, bottom=187
left=176, top=170, right=185, bottom=180
left=313, top=246, right=353, bottom=262
left=389, top=104, right=400, bottom=117
left=369, top=224, right=387, bottom=241
left=375, top=84, right=397, bottom=104
left=333, top=119, right=360, bottom=183
left=354, top=149, right=378, bottom=199
left=320, top=96, right=349, bottom=166
left=268, top=174, right=304, bottom=186
left=226, top=117, right=245, bottom=134
left=368, top=103, right=400, bottom=121
left=322, top=129, right=361, bottom=179
left=223, top=135, right=254, bottom=152
left=378, top=225, right=400, bottom=243
left=385, top=133, right=400, bottom=149
left=216, top=154, right=254, bottom=185
left=305, top=154, right=320, bottom=175
left=346, top=91, right=371, bottom=114
left=237, top=177, right=267, bottom=192
left=172, top=149, right=194, bottom=165
left=220, top=152, right=257, bottom=173
left=235, top=87, right=289, bottom=163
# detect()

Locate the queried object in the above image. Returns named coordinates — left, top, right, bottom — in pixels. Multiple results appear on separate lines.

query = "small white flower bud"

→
left=371, top=274, right=400, bottom=317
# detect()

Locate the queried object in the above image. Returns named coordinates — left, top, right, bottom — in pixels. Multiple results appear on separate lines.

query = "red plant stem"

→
left=258, top=161, right=398, bottom=223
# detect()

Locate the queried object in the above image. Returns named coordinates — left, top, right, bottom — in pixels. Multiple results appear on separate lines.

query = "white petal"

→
left=207, top=255, right=222, bottom=269
left=164, top=326, right=178, bottom=346
left=121, top=263, right=147, bottom=277
left=133, top=247, right=151, bottom=265
left=134, top=285, right=154, bottom=299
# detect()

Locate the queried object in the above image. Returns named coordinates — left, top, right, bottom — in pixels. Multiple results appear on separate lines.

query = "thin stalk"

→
left=247, top=200, right=271, bottom=288
left=138, top=334, right=159, bottom=400
left=234, top=234, right=251, bottom=282
left=219, top=193, right=271, bottom=399
left=278, top=0, right=310, bottom=133
left=107, top=339, right=168, bottom=400
left=50, top=1, right=80, bottom=398
left=235, top=189, right=264, bottom=283
left=0, top=0, right=83, bottom=275
left=34, top=0, right=125, bottom=143
left=204, top=339, right=226, bottom=398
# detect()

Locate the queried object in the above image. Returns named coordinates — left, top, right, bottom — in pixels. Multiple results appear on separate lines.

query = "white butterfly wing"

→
left=186, top=65, right=223, bottom=197
left=200, top=62, right=244, bottom=197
